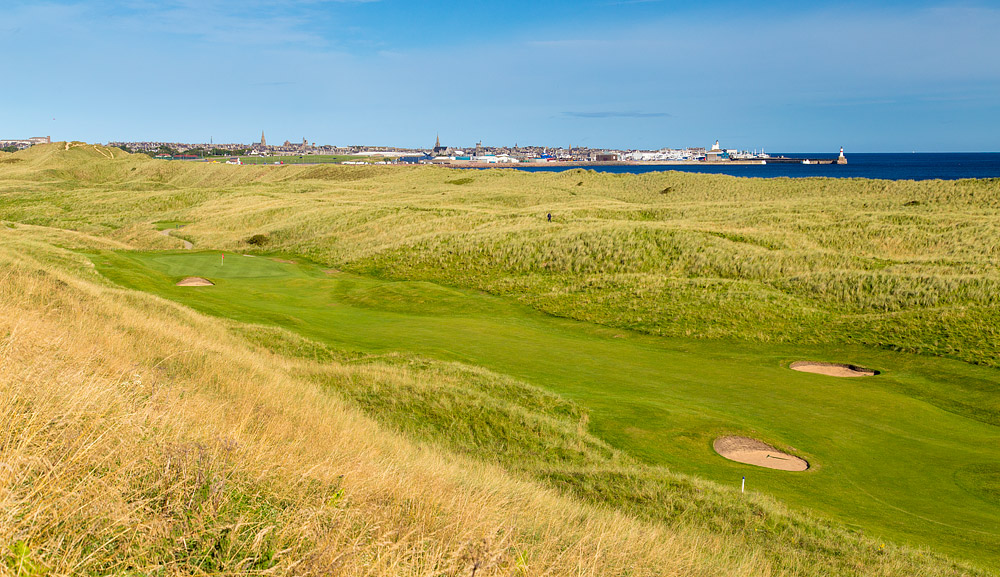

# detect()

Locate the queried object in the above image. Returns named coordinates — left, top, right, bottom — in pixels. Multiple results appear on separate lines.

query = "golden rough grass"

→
left=1, top=236, right=774, bottom=576
left=0, top=147, right=992, bottom=575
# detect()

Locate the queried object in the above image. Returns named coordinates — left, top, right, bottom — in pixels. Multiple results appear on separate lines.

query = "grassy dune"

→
left=1, top=143, right=998, bottom=575
left=6, top=144, right=998, bottom=367
left=4, top=234, right=761, bottom=576
left=86, top=248, right=1000, bottom=568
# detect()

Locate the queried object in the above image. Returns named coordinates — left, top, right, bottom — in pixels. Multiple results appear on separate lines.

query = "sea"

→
left=499, top=153, right=1000, bottom=181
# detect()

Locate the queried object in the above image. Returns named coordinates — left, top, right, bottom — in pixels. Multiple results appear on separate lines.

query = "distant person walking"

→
left=547, top=213, right=552, bottom=222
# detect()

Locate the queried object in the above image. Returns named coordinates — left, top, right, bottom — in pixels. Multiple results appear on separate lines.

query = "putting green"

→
left=90, top=249, right=1000, bottom=565
left=152, top=220, right=191, bottom=230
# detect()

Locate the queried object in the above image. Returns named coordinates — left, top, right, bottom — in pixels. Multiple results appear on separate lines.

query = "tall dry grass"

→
left=1, top=234, right=776, bottom=576
left=0, top=147, right=992, bottom=575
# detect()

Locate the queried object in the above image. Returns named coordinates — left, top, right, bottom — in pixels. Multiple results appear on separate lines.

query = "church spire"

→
left=435, top=133, right=440, bottom=148
left=261, top=131, right=266, bottom=147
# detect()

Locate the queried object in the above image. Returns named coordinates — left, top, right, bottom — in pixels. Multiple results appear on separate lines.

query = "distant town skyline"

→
left=3, top=0, right=999, bottom=152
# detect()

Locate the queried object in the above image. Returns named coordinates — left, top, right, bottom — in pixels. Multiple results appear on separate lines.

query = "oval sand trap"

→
left=713, top=436, right=809, bottom=471
left=176, top=277, right=214, bottom=287
left=790, top=361, right=877, bottom=377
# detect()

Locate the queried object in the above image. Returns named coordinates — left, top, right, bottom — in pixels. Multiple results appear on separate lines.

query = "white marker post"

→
left=741, top=476, right=745, bottom=493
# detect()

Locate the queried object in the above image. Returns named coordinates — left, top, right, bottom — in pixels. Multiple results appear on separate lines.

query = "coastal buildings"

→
left=7, top=133, right=833, bottom=166
left=704, top=140, right=728, bottom=162
left=0, top=136, right=51, bottom=150
left=623, top=149, right=693, bottom=162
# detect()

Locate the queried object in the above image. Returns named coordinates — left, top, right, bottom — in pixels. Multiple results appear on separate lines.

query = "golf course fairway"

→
left=90, top=249, right=1000, bottom=565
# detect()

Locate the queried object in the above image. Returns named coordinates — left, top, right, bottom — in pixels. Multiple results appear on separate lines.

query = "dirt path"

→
left=63, top=142, right=113, bottom=158
left=159, top=228, right=193, bottom=249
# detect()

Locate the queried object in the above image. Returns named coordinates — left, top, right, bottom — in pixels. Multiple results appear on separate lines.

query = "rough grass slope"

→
left=1, top=144, right=996, bottom=575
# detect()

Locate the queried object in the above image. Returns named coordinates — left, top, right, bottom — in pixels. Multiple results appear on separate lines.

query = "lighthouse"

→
left=837, top=146, right=848, bottom=165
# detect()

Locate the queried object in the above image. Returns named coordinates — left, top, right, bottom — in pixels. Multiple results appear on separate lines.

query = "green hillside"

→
left=1, top=143, right=997, bottom=575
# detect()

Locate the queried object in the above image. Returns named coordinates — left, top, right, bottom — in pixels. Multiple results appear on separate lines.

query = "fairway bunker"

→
left=790, top=361, right=877, bottom=377
left=176, top=277, right=214, bottom=287
left=713, top=436, right=809, bottom=471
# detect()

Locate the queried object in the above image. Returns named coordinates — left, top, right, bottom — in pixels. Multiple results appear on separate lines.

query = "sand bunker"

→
left=176, top=277, right=214, bottom=287
left=713, top=436, right=809, bottom=471
left=272, top=258, right=297, bottom=264
left=790, top=361, right=877, bottom=377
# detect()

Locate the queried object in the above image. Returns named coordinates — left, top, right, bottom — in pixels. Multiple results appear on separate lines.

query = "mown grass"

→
left=153, top=220, right=191, bottom=230
left=87, top=249, right=1000, bottom=569
left=1, top=144, right=998, bottom=575
left=4, top=230, right=769, bottom=577
left=5, top=152, right=980, bottom=368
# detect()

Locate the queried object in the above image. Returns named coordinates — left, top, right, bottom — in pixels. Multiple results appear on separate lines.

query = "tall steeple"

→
left=261, top=131, right=266, bottom=147
left=435, top=133, right=440, bottom=148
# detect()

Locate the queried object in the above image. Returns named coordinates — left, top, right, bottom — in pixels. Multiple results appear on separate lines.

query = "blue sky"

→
left=3, top=0, right=999, bottom=151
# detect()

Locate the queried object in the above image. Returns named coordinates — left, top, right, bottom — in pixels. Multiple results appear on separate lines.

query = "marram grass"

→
left=0, top=144, right=997, bottom=575
left=2, top=237, right=750, bottom=576
left=7, top=144, right=996, bottom=367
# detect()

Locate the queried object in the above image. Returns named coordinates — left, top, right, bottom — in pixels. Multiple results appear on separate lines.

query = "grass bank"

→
left=1, top=143, right=997, bottom=574
left=88, top=248, right=1000, bottom=568
left=2, top=229, right=771, bottom=576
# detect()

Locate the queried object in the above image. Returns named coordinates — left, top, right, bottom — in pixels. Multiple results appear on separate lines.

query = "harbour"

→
left=471, top=153, right=1000, bottom=181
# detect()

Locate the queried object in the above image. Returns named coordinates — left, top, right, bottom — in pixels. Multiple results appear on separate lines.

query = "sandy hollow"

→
left=176, top=277, right=214, bottom=287
left=790, top=361, right=877, bottom=377
left=713, top=436, right=809, bottom=471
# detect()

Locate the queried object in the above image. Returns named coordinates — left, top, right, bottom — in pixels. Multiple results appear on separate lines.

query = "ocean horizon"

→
left=487, top=152, right=1000, bottom=181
